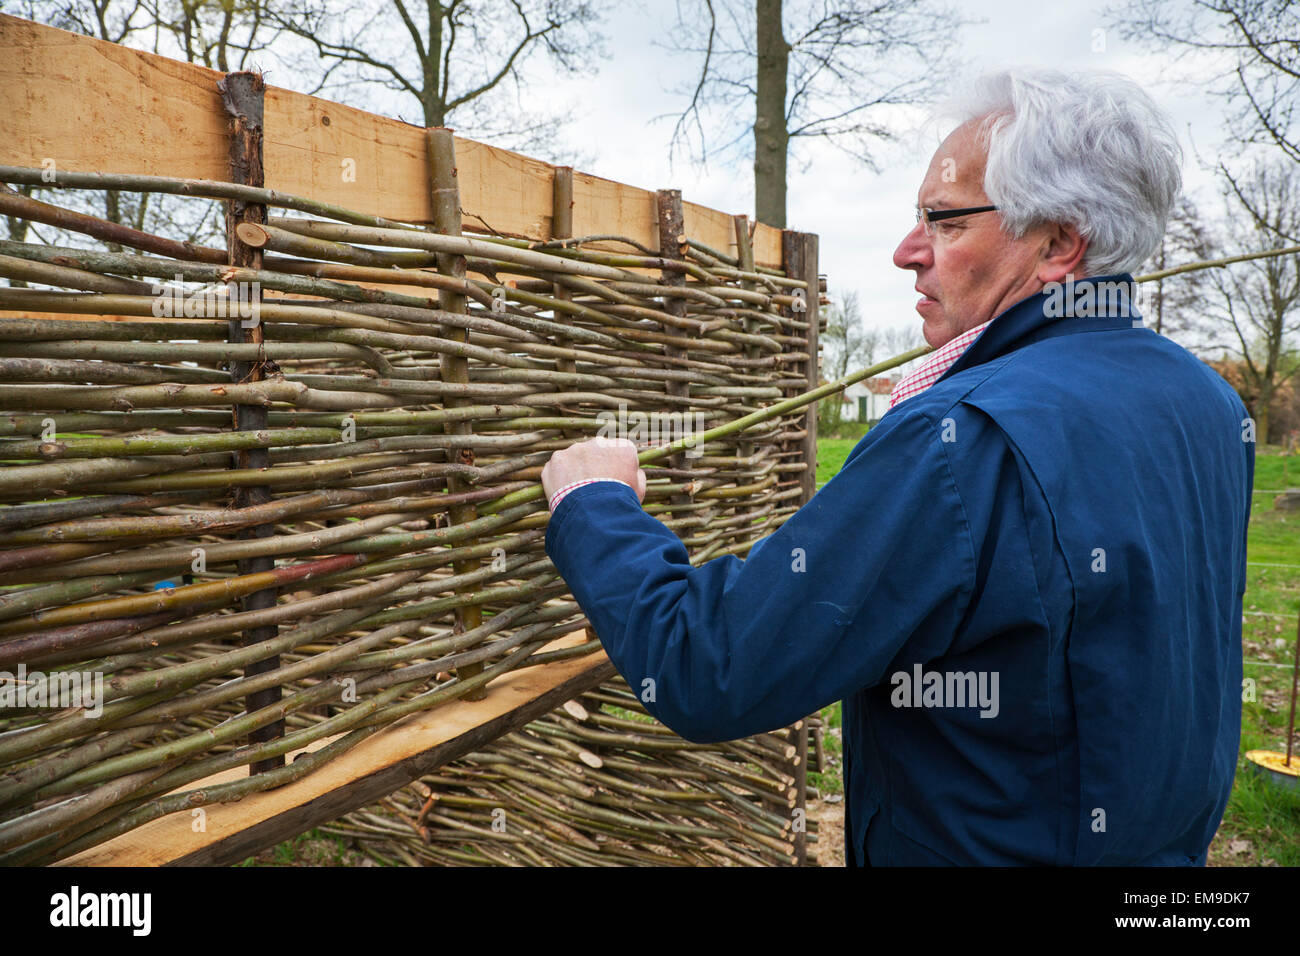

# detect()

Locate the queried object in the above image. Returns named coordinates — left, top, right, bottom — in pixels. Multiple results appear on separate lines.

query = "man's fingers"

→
left=543, top=437, right=646, bottom=506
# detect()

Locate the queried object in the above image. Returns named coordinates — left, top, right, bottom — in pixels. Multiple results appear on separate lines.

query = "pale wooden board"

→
left=58, top=632, right=612, bottom=867
left=264, top=85, right=431, bottom=227
left=0, top=14, right=787, bottom=266
left=0, top=14, right=230, bottom=181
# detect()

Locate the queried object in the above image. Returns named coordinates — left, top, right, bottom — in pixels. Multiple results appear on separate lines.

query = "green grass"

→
left=816, top=437, right=864, bottom=489
left=808, top=695, right=844, bottom=798
left=1220, top=446, right=1300, bottom=866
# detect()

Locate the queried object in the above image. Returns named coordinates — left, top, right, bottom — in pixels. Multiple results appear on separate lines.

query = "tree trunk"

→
left=425, top=0, right=446, bottom=127
left=754, top=0, right=788, bottom=229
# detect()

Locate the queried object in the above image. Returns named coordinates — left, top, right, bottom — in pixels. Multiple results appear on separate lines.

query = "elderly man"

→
left=541, top=69, right=1254, bottom=865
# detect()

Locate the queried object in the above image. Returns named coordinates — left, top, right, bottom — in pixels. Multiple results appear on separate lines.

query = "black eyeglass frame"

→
left=915, top=205, right=1000, bottom=234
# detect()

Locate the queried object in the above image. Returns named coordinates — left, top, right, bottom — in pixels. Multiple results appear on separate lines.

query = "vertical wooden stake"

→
left=734, top=215, right=761, bottom=524
left=780, top=229, right=819, bottom=864
left=780, top=230, right=805, bottom=500
left=1286, top=608, right=1298, bottom=766
left=790, top=717, right=809, bottom=866
left=219, top=70, right=283, bottom=776
left=551, top=168, right=582, bottom=441
left=781, top=230, right=820, bottom=506
left=428, top=127, right=486, bottom=701
left=656, top=190, right=691, bottom=487
left=798, top=233, right=820, bottom=507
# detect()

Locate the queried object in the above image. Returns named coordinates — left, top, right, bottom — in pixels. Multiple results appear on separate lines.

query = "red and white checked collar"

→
left=889, top=321, right=991, bottom=410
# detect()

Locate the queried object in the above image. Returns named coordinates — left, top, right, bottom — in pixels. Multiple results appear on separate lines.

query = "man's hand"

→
left=541, top=437, right=647, bottom=508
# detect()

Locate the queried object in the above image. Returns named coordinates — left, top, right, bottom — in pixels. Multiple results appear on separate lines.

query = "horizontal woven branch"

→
left=0, top=166, right=819, bottom=865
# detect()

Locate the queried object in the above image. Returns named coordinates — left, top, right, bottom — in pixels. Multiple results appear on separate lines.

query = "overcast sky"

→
left=511, top=0, right=1234, bottom=337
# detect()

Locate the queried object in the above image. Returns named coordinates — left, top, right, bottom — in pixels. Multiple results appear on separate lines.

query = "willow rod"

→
left=482, top=343, right=933, bottom=513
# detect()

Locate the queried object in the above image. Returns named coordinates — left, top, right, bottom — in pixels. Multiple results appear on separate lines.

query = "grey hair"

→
left=938, top=69, right=1183, bottom=276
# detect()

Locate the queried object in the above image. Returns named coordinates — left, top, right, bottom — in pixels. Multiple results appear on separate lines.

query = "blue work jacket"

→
left=544, top=274, right=1254, bottom=866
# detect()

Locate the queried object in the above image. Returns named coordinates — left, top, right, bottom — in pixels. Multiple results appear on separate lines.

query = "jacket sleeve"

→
left=543, top=405, right=980, bottom=742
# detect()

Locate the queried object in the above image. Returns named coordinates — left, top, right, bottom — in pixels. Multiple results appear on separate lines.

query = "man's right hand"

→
left=541, top=437, right=647, bottom=508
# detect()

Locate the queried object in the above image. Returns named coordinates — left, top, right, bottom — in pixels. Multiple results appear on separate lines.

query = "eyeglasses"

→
left=914, top=204, right=999, bottom=237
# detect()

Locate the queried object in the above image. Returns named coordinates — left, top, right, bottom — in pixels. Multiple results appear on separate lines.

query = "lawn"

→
left=1219, top=449, right=1299, bottom=866
left=811, top=437, right=1300, bottom=866
left=816, top=437, right=864, bottom=490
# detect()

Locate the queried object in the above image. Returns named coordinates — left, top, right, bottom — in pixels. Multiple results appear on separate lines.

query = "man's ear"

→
left=1037, top=222, right=1089, bottom=284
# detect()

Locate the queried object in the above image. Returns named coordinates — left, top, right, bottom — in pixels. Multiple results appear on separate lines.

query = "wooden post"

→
left=800, top=233, right=820, bottom=505
left=782, top=230, right=820, bottom=506
left=790, top=716, right=809, bottom=865
left=428, top=127, right=486, bottom=700
left=655, top=190, right=691, bottom=483
left=779, top=231, right=804, bottom=500
left=219, top=70, right=283, bottom=776
left=734, top=215, right=761, bottom=525
left=552, top=168, right=582, bottom=441
left=779, top=229, right=819, bottom=864
left=551, top=166, right=574, bottom=250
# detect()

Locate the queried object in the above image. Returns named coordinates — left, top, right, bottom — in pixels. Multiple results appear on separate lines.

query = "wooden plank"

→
left=571, top=170, right=657, bottom=253
left=798, top=232, right=820, bottom=505
left=0, top=13, right=784, bottom=266
left=57, top=633, right=616, bottom=867
left=456, top=137, right=554, bottom=241
left=0, top=15, right=229, bottom=182
left=685, top=199, right=782, bottom=267
left=263, top=86, right=430, bottom=226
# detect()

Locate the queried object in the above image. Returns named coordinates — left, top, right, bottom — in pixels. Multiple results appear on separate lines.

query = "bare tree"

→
left=818, top=290, right=877, bottom=430
left=877, top=319, right=924, bottom=358
left=1107, top=0, right=1300, bottom=165
left=17, top=0, right=153, bottom=42
left=662, top=0, right=969, bottom=227
left=1138, top=194, right=1218, bottom=348
left=15, top=0, right=270, bottom=246
left=1202, top=161, right=1300, bottom=443
left=265, top=0, right=608, bottom=161
left=140, top=0, right=288, bottom=72
left=19, top=0, right=282, bottom=73
left=820, top=291, right=877, bottom=379
left=817, top=291, right=923, bottom=430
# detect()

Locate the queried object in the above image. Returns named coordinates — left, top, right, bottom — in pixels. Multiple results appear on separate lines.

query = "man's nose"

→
left=893, top=221, right=932, bottom=271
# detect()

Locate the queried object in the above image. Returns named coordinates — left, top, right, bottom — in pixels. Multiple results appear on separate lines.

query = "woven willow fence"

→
left=324, top=677, right=826, bottom=866
left=0, top=40, right=823, bottom=865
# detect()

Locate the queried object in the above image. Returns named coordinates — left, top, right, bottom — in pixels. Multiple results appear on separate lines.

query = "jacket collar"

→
left=939, top=273, right=1143, bottom=383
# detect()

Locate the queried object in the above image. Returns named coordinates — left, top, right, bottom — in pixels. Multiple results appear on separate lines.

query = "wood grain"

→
left=57, top=632, right=615, bottom=867
left=0, top=14, right=783, bottom=265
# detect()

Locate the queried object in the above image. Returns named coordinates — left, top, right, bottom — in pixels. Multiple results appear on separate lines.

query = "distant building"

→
left=840, top=376, right=898, bottom=423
